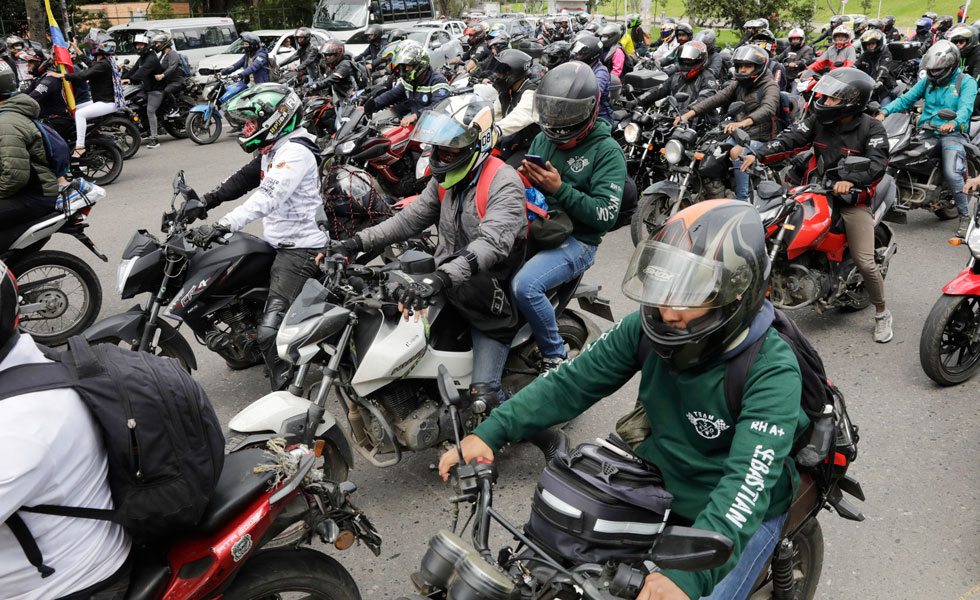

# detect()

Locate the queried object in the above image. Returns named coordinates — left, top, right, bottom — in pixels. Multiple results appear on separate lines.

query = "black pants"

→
left=0, top=194, right=56, bottom=224
left=258, top=247, right=321, bottom=390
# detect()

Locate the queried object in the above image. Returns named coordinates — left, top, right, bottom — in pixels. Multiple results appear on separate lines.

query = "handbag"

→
left=528, top=208, right=573, bottom=249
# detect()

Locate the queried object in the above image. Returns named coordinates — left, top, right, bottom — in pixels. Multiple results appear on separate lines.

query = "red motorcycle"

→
left=125, top=442, right=380, bottom=600
left=751, top=156, right=899, bottom=312
left=919, top=199, right=980, bottom=385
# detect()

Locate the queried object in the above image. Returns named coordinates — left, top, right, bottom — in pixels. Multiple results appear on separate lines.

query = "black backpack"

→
left=1, top=336, right=224, bottom=577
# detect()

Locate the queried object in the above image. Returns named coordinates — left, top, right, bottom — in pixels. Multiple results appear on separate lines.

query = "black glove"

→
left=395, top=271, right=451, bottom=311
left=363, top=98, right=377, bottom=114
left=190, top=222, right=230, bottom=248
left=201, top=191, right=219, bottom=211
left=326, top=235, right=362, bottom=263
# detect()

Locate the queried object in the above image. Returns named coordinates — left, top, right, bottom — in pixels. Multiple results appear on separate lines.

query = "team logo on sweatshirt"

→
left=686, top=411, right=730, bottom=439
left=567, top=156, right=589, bottom=173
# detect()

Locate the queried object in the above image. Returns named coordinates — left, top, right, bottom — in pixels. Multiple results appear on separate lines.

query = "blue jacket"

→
left=372, top=68, right=449, bottom=117
left=223, top=48, right=271, bottom=84
left=592, top=62, right=613, bottom=119
left=882, top=69, right=979, bottom=133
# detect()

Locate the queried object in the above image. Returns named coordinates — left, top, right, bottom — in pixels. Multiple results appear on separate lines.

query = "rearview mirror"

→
left=733, top=128, right=751, bottom=145
left=429, top=41, right=443, bottom=51
left=649, top=526, right=734, bottom=571
left=181, top=198, right=207, bottom=222
left=727, top=101, right=745, bottom=116
left=937, top=108, right=958, bottom=121
left=436, top=364, right=460, bottom=408
left=172, top=170, right=185, bottom=194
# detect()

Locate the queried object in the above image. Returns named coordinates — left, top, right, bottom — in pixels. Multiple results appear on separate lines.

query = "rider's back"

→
left=0, top=94, right=59, bottom=199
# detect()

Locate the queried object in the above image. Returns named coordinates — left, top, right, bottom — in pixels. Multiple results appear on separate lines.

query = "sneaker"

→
left=539, top=355, right=566, bottom=373
left=956, top=215, right=970, bottom=238
left=874, top=309, right=893, bottom=343
left=146, top=137, right=160, bottom=149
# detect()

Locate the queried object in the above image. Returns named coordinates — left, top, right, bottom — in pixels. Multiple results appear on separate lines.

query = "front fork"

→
left=137, top=253, right=180, bottom=352
left=302, top=317, right=355, bottom=447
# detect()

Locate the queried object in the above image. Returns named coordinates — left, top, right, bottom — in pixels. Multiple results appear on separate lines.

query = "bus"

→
left=313, top=0, right=437, bottom=53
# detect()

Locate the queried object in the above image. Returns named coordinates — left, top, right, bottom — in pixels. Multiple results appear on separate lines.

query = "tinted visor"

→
left=410, top=111, right=478, bottom=148
left=812, top=76, right=860, bottom=102
left=621, top=241, right=749, bottom=309
left=532, top=93, right=597, bottom=128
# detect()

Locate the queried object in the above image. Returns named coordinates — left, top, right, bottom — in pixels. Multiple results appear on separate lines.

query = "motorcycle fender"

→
left=82, top=310, right=198, bottom=371
left=572, top=283, right=614, bottom=321
left=188, top=103, right=212, bottom=119
left=641, top=179, right=680, bottom=198
left=228, top=391, right=349, bottom=463
left=942, top=266, right=980, bottom=295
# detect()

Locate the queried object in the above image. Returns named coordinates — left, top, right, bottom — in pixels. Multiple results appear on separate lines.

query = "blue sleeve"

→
left=222, top=55, right=246, bottom=74
left=373, top=82, right=405, bottom=109
left=956, top=76, right=978, bottom=131
left=239, top=50, right=269, bottom=77
left=882, top=77, right=927, bottom=114
left=594, top=65, right=610, bottom=93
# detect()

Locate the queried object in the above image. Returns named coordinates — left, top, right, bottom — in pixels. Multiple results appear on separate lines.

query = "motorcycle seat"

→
left=196, top=447, right=277, bottom=535
left=0, top=210, right=63, bottom=251
left=782, top=470, right=819, bottom=539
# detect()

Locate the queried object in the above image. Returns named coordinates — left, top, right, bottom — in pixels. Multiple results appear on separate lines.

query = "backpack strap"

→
left=5, top=514, right=55, bottom=577
left=722, top=333, right=768, bottom=421
left=289, top=137, right=324, bottom=167
left=436, top=156, right=506, bottom=220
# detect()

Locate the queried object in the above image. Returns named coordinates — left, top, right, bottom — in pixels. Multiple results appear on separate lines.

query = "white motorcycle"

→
left=228, top=251, right=611, bottom=469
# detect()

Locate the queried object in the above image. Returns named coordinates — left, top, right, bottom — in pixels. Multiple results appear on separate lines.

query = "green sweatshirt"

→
left=526, top=119, right=627, bottom=246
left=473, top=311, right=809, bottom=599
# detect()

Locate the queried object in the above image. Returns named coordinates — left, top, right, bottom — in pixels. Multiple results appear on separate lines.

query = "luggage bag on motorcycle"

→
left=887, top=41, right=922, bottom=61
left=1, top=336, right=224, bottom=576
left=525, top=438, right=674, bottom=565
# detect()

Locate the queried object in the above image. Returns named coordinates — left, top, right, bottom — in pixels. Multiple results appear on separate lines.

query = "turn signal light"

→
left=314, top=439, right=325, bottom=457
left=693, top=152, right=705, bottom=161
left=949, top=237, right=965, bottom=246
left=335, top=530, right=356, bottom=550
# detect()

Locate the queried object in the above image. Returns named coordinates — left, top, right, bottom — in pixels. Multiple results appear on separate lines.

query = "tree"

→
left=149, top=0, right=177, bottom=20
left=23, top=0, right=48, bottom=48
left=685, top=0, right=813, bottom=31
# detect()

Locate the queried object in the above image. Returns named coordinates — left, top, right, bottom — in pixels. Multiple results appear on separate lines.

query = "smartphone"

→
left=524, top=154, right=547, bottom=169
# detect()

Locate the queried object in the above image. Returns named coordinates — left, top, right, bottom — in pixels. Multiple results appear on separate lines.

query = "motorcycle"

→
left=228, top=249, right=612, bottom=468
left=396, top=365, right=864, bottom=600
left=123, top=439, right=380, bottom=600
left=185, top=72, right=249, bottom=145
left=919, top=194, right=980, bottom=385
left=83, top=171, right=273, bottom=372
left=752, top=155, right=899, bottom=312
left=124, top=79, right=200, bottom=140
left=42, top=114, right=126, bottom=186
left=883, top=108, right=979, bottom=221
left=2, top=179, right=107, bottom=346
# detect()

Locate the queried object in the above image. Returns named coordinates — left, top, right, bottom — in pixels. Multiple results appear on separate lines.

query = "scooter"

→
left=752, top=154, right=899, bottom=312
left=185, top=72, right=249, bottom=145
left=229, top=250, right=613, bottom=469
left=919, top=194, right=980, bottom=385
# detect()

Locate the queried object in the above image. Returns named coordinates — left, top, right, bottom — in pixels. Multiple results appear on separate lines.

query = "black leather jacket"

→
left=280, top=44, right=321, bottom=80
left=855, top=48, right=897, bottom=99
left=638, top=68, right=718, bottom=113
left=311, top=55, right=356, bottom=97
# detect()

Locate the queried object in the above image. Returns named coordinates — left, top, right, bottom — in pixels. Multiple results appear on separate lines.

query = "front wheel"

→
left=219, top=548, right=361, bottom=600
left=12, top=251, right=102, bottom=346
left=73, top=137, right=123, bottom=185
left=631, top=192, right=675, bottom=246
left=186, top=111, right=222, bottom=145
left=919, top=294, right=980, bottom=385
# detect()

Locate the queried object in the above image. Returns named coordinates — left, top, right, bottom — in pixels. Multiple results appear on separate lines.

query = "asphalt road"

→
left=60, top=132, right=980, bottom=599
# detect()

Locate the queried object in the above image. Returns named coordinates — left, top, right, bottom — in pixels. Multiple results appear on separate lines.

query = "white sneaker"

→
left=874, top=309, right=893, bottom=343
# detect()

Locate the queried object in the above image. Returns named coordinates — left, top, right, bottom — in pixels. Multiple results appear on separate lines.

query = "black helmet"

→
left=677, top=41, right=708, bottom=80
left=321, top=39, right=345, bottom=68
left=0, top=61, right=18, bottom=100
left=488, top=49, right=531, bottom=92
left=694, top=28, right=717, bottom=50
left=752, top=28, right=777, bottom=55
left=364, top=24, right=383, bottom=44
left=732, top=44, right=769, bottom=87
left=923, top=11, right=939, bottom=21
left=150, top=32, right=173, bottom=52
left=598, top=23, right=621, bottom=50
left=569, top=35, right=602, bottom=66
left=744, top=18, right=766, bottom=35
left=867, top=18, right=884, bottom=31
left=488, top=31, right=512, bottom=53
left=828, top=15, right=845, bottom=30
left=674, top=23, right=693, bottom=43
left=293, top=26, right=312, bottom=47
left=921, top=40, right=961, bottom=86
left=0, top=260, right=18, bottom=356
left=937, top=15, right=955, bottom=32
left=533, top=61, right=600, bottom=150
left=811, top=67, right=873, bottom=125
left=884, top=15, right=896, bottom=28
left=584, top=21, right=600, bottom=34
left=860, top=29, right=886, bottom=55
left=622, top=200, right=771, bottom=372
left=541, top=40, right=570, bottom=69
left=949, top=25, right=979, bottom=55
left=386, top=28, right=408, bottom=43
left=852, top=16, right=868, bottom=35
left=321, top=164, right=393, bottom=240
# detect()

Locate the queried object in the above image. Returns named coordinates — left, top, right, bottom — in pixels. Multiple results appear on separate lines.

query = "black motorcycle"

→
left=42, top=114, right=125, bottom=186
left=83, top=171, right=273, bottom=371
left=124, top=80, right=200, bottom=140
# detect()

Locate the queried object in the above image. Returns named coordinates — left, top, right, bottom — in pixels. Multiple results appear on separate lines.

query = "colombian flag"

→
left=44, top=0, right=75, bottom=113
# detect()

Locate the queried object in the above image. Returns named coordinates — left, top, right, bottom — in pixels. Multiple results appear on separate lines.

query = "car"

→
left=194, top=28, right=334, bottom=83
left=414, top=19, right=467, bottom=37
left=481, top=17, right=534, bottom=43
left=402, top=28, right=464, bottom=70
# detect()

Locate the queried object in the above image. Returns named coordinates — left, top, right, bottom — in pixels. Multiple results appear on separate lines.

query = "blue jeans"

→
left=471, top=327, right=509, bottom=394
left=732, top=139, right=764, bottom=201
left=702, top=512, right=788, bottom=600
left=941, top=134, right=971, bottom=217
left=512, top=237, right=597, bottom=359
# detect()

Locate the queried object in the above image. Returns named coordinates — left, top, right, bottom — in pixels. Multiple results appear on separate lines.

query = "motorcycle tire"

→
left=218, top=548, right=361, bottom=600
left=73, top=137, right=123, bottom=186
left=163, top=117, right=190, bottom=139
left=934, top=202, right=960, bottom=220
left=87, top=334, right=193, bottom=373
left=503, top=314, right=590, bottom=395
left=749, top=519, right=824, bottom=600
left=918, top=294, right=980, bottom=386
left=12, top=250, right=102, bottom=347
left=631, top=192, right=674, bottom=246
left=225, top=431, right=350, bottom=483
left=186, top=111, right=223, bottom=145
left=98, top=117, right=141, bottom=159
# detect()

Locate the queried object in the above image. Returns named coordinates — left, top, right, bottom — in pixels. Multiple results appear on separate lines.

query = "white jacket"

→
left=495, top=89, right=536, bottom=138
left=652, top=38, right=679, bottom=60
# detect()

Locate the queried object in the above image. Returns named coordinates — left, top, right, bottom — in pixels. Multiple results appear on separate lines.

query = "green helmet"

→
left=225, top=83, right=304, bottom=153
left=628, top=14, right=642, bottom=29
left=392, top=41, right=431, bottom=85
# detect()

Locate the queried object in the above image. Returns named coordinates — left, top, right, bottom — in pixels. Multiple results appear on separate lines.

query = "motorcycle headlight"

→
left=624, top=122, right=640, bottom=145
left=116, top=257, right=138, bottom=296
left=968, top=221, right=980, bottom=258
left=664, top=139, right=684, bottom=165
left=337, top=140, right=357, bottom=155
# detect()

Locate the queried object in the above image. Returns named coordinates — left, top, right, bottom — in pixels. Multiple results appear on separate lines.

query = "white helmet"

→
left=788, top=28, right=805, bottom=44
left=832, top=25, right=852, bottom=49
left=133, top=34, right=150, bottom=45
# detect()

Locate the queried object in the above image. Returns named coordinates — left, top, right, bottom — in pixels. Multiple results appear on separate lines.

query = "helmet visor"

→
left=533, top=93, right=596, bottom=128
left=812, top=76, right=861, bottom=102
left=621, top=240, right=750, bottom=309
left=410, top=111, right=478, bottom=148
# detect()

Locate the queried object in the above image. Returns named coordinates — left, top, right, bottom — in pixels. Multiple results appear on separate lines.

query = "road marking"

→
left=958, top=583, right=980, bottom=599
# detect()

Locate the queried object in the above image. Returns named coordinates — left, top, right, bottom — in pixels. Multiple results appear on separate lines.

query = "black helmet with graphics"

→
left=293, top=26, right=313, bottom=47
left=541, top=40, right=570, bottom=69
left=732, top=44, right=769, bottom=87
left=225, top=83, right=304, bottom=153
left=622, top=200, right=770, bottom=371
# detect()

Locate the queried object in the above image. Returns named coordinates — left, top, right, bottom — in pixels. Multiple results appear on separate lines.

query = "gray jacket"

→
left=159, top=50, right=183, bottom=85
left=688, top=72, right=781, bottom=141
left=358, top=164, right=527, bottom=285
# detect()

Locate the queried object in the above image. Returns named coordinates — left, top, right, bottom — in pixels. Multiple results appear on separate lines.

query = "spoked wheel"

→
left=631, top=193, right=675, bottom=246
left=919, top=294, right=980, bottom=385
left=12, top=251, right=102, bottom=346
left=218, top=548, right=361, bottom=600
left=73, top=137, right=123, bottom=185
left=748, top=519, right=824, bottom=600
left=186, top=111, right=222, bottom=145
left=502, top=314, right=589, bottom=395
left=98, top=117, right=141, bottom=159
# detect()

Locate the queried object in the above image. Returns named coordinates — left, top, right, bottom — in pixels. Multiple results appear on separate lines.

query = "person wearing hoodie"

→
left=879, top=40, right=979, bottom=238
left=512, top=62, right=626, bottom=372
left=0, top=63, right=60, bottom=223
left=439, top=200, right=807, bottom=600
left=190, top=84, right=325, bottom=391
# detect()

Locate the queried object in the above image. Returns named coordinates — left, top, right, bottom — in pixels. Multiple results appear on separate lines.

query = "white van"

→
left=108, top=17, right=238, bottom=71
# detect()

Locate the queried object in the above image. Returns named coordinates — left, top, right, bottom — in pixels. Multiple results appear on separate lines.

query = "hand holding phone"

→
left=524, top=154, right=547, bottom=169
